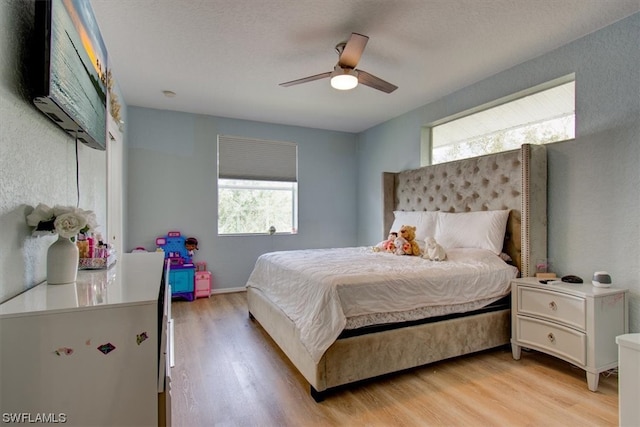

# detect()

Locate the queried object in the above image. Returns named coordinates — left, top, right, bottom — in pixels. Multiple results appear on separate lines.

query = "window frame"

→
left=216, top=135, right=299, bottom=236
left=422, top=74, right=575, bottom=166
left=217, top=178, right=298, bottom=236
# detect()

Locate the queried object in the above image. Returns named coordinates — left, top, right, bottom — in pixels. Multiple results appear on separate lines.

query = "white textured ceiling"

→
left=90, top=0, right=640, bottom=133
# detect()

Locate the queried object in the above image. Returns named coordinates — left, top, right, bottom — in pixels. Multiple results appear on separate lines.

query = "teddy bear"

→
left=373, top=232, right=398, bottom=253
left=394, top=225, right=421, bottom=256
left=423, top=236, right=447, bottom=261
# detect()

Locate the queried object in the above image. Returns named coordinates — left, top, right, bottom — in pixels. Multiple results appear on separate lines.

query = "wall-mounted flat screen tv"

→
left=33, top=0, right=108, bottom=150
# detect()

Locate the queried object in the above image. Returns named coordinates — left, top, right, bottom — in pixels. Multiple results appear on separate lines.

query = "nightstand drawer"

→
left=517, top=316, right=586, bottom=366
left=518, top=286, right=586, bottom=330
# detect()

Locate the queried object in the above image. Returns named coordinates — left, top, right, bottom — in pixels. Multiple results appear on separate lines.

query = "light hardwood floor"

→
left=170, top=292, right=619, bottom=427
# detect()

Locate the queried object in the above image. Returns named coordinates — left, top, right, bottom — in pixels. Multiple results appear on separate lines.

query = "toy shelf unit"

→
left=156, top=231, right=195, bottom=301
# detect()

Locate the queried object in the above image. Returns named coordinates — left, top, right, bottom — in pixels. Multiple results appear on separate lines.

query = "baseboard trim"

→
left=211, top=286, right=246, bottom=295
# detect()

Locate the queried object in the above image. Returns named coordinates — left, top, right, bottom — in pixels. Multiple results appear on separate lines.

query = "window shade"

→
left=218, top=135, right=298, bottom=182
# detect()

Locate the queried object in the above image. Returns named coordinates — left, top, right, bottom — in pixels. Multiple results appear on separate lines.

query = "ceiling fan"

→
left=279, top=32, right=398, bottom=94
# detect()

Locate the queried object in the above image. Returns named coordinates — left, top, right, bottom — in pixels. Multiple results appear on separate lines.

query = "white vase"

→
left=47, top=236, right=79, bottom=285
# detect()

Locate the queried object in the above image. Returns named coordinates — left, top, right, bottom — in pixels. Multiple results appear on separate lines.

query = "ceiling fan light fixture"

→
left=330, top=67, right=358, bottom=90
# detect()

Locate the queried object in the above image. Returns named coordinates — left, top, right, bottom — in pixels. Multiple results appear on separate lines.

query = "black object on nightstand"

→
left=561, top=275, right=583, bottom=283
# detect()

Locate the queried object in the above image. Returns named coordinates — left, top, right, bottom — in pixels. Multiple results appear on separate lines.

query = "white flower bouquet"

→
left=26, top=204, right=98, bottom=239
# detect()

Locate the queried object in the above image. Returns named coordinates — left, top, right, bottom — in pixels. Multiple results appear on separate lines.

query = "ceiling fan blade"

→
left=279, top=72, right=332, bottom=87
left=338, top=33, right=369, bottom=68
left=356, top=69, right=398, bottom=93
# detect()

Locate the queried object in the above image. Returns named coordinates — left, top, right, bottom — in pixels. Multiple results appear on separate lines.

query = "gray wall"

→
left=356, top=13, right=640, bottom=332
left=126, top=107, right=358, bottom=290
left=0, top=0, right=109, bottom=303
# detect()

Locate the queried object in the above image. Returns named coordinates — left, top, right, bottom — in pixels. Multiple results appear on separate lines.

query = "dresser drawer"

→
left=518, top=286, right=586, bottom=330
left=517, top=316, right=586, bottom=366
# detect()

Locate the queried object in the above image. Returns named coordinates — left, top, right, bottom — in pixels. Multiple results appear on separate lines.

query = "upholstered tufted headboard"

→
left=382, top=144, right=547, bottom=276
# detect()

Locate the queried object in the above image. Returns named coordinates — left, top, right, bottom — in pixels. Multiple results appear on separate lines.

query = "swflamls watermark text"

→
left=2, top=413, right=67, bottom=423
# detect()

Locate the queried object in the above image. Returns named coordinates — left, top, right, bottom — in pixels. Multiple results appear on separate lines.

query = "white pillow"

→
left=416, top=211, right=438, bottom=242
left=389, top=211, right=438, bottom=242
left=434, top=210, right=510, bottom=255
left=389, top=211, right=420, bottom=234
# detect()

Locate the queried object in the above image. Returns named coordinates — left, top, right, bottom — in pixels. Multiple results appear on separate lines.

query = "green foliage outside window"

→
left=433, top=115, right=574, bottom=164
left=218, top=179, right=297, bottom=235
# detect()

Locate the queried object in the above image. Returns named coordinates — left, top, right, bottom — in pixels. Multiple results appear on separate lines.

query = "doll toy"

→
left=185, top=237, right=199, bottom=257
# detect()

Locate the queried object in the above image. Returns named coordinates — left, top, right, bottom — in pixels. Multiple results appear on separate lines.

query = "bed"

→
left=246, top=144, right=547, bottom=401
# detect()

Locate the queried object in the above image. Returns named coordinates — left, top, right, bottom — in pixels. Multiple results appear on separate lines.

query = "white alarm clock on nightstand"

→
left=592, top=271, right=612, bottom=288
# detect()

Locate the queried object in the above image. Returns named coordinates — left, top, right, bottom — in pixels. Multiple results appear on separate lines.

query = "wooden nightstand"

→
left=511, top=277, right=628, bottom=391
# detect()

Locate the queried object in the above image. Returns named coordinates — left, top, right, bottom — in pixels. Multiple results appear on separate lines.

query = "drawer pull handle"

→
left=547, top=333, right=555, bottom=343
left=549, top=301, right=557, bottom=311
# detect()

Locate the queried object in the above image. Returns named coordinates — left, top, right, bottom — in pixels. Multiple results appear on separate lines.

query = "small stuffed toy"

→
left=384, top=232, right=398, bottom=252
left=394, top=225, right=421, bottom=256
left=423, top=237, right=447, bottom=261
left=373, top=232, right=398, bottom=253
left=393, top=237, right=415, bottom=255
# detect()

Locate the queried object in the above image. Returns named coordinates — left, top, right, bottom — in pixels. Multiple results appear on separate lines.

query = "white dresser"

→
left=0, top=252, right=171, bottom=426
left=616, top=333, right=640, bottom=427
left=511, top=278, right=628, bottom=391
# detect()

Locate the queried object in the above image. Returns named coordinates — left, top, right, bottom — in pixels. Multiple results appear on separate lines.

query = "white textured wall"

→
left=0, top=0, right=107, bottom=303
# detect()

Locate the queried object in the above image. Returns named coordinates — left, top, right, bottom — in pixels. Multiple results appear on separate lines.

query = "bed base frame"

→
left=248, top=286, right=509, bottom=401
left=247, top=144, right=547, bottom=400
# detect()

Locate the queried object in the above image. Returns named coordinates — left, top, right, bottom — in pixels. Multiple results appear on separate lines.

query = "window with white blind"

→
left=217, top=135, right=298, bottom=235
left=427, top=77, right=575, bottom=165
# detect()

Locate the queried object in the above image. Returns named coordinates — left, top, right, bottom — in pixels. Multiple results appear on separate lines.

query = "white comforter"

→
left=246, top=247, right=518, bottom=363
